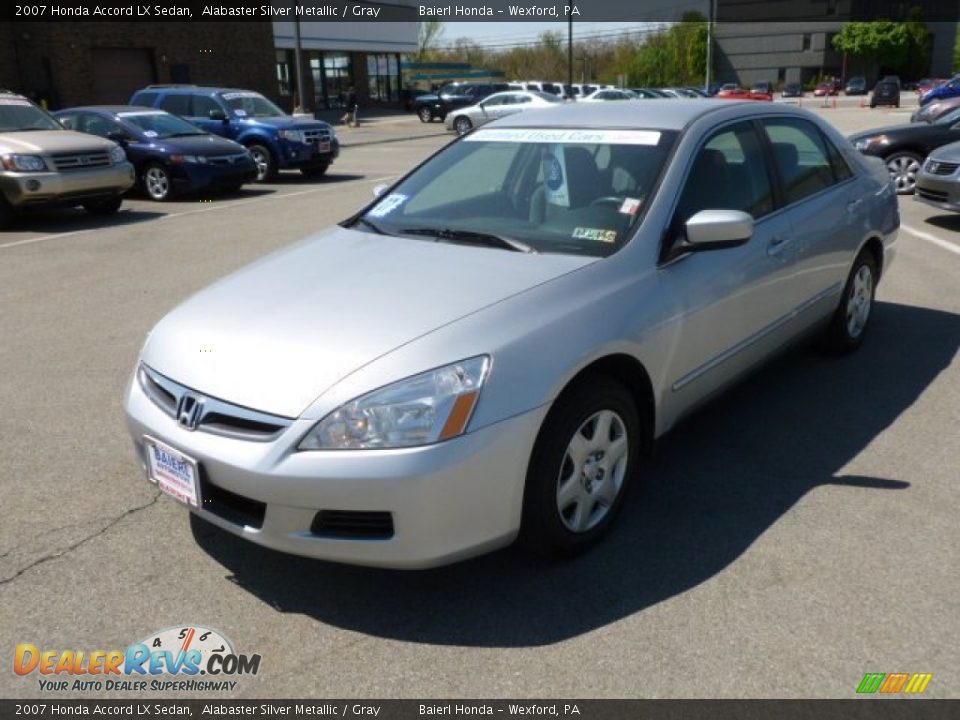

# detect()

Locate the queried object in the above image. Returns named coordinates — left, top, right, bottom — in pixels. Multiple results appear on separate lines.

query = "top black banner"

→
left=4, top=0, right=959, bottom=23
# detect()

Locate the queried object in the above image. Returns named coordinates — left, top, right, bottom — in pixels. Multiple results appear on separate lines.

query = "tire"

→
left=300, top=165, right=329, bottom=178
left=822, top=250, right=878, bottom=354
left=247, top=143, right=277, bottom=182
left=0, top=194, right=14, bottom=230
left=418, top=107, right=433, bottom=123
left=884, top=151, right=922, bottom=194
left=142, top=163, right=173, bottom=201
left=521, top=375, right=643, bottom=557
left=224, top=184, right=244, bottom=193
left=83, top=195, right=123, bottom=215
left=453, top=115, right=473, bottom=136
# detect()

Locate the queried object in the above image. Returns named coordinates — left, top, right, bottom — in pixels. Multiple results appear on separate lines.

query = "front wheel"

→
left=418, top=107, right=433, bottom=123
left=885, top=151, right=922, bottom=194
left=247, top=144, right=277, bottom=182
left=83, top=196, right=123, bottom=215
left=521, top=375, right=642, bottom=557
left=823, top=250, right=878, bottom=354
left=142, top=163, right=172, bottom=201
left=453, top=115, right=472, bottom=135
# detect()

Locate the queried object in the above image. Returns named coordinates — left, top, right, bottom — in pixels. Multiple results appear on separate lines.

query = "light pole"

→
left=294, top=19, right=308, bottom=114
left=567, top=16, right=574, bottom=90
left=705, top=0, right=716, bottom=92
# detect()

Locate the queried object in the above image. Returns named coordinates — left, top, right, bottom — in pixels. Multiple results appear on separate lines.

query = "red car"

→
left=716, top=87, right=773, bottom=101
left=813, top=81, right=842, bottom=96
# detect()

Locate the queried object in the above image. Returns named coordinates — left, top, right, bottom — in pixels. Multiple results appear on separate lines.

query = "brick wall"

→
left=5, top=22, right=277, bottom=109
left=0, top=23, right=20, bottom=92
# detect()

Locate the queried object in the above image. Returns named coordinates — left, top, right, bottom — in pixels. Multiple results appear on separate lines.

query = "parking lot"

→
left=1, top=103, right=958, bottom=698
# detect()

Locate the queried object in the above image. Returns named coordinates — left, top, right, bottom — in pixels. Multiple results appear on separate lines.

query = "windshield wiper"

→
left=400, top=227, right=536, bottom=254
left=168, top=132, right=205, bottom=137
left=350, top=216, right=389, bottom=235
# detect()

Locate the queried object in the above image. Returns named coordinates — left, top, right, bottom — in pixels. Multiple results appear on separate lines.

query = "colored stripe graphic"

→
left=879, top=673, right=910, bottom=693
left=904, top=673, right=933, bottom=694
left=857, top=673, right=885, bottom=694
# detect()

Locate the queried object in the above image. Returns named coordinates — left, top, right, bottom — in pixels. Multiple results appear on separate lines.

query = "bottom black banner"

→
left=1, top=700, right=958, bottom=720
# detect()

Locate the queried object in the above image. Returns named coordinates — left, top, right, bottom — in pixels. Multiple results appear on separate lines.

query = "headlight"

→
left=298, top=356, right=491, bottom=450
left=108, top=146, right=126, bottom=164
left=1, top=154, right=46, bottom=172
left=279, top=129, right=306, bottom=143
left=168, top=154, right=207, bottom=164
left=853, top=135, right=887, bottom=152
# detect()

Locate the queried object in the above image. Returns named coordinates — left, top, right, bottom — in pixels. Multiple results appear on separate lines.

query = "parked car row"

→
left=0, top=85, right=341, bottom=227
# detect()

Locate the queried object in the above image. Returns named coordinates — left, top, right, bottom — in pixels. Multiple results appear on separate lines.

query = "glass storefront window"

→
left=276, top=49, right=293, bottom=97
left=367, top=54, right=400, bottom=103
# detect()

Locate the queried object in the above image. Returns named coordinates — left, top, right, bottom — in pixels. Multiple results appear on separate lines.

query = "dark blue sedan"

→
left=53, top=106, right=258, bottom=201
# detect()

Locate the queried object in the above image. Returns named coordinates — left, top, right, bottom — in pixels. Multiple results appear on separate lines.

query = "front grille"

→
left=138, top=364, right=292, bottom=441
left=50, top=151, right=111, bottom=171
left=198, top=471, right=266, bottom=530
left=310, top=510, right=395, bottom=540
left=207, top=153, right=250, bottom=166
left=917, top=187, right=949, bottom=202
left=303, top=128, right=331, bottom=145
left=928, top=161, right=959, bottom=176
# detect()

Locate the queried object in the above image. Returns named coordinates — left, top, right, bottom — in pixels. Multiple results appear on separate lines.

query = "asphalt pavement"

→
left=0, top=105, right=957, bottom=699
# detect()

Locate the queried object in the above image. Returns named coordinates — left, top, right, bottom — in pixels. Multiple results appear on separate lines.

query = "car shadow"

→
left=2, top=207, right=162, bottom=234
left=267, top=172, right=367, bottom=186
left=190, top=301, right=958, bottom=647
left=922, top=213, right=960, bottom=233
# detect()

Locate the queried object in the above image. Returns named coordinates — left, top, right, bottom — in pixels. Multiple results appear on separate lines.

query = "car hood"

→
left=0, top=130, right=117, bottom=155
left=240, top=115, right=332, bottom=131
left=416, top=94, right=440, bottom=104
left=149, top=134, right=245, bottom=155
left=141, top=227, right=595, bottom=418
left=848, top=124, right=931, bottom=142
left=928, top=140, right=960, bottom=162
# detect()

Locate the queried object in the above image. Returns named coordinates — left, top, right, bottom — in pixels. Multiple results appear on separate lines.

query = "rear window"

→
left=132, top=91, right=158, bottom=107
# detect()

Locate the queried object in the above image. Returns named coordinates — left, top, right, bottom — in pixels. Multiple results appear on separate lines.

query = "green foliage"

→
left=415, top=21, right=445, bottom=62
left=832, top=16, right=932, bottom=77
left=626, top=14, right=709, bottom=87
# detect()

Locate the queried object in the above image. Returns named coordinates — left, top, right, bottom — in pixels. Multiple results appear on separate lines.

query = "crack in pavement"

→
left=0, top=490, right=162, bottom=588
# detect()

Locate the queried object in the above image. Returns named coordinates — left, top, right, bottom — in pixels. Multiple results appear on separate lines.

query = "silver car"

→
left=915, top=140, right=960, bottom=211
left=125, top=101, right=899, bottom=569
left=445, top=91, right=561, bottom=135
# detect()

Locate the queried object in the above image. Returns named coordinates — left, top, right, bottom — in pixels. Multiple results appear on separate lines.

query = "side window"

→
left=77, top=113, right=120, bottom=138
left=191, top=95, right=221, bottom=117
left=482, top=95, right=506, bottom=107
left=159, top=94, right=191, bottom=116
left=132, top=92, right=158, bottom=107
left=674, top=122, right=774, bottom=225
left=515, top=95, right=532, bottom=104
left=56, top=113, right=77, bottom=130
left=820, top=129, right=853, bottom=182
left=763, top=117, right=839, bottom=204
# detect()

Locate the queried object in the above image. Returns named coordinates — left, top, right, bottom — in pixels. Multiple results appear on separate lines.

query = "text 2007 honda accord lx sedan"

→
left=125, top=101, right=899, bottom=568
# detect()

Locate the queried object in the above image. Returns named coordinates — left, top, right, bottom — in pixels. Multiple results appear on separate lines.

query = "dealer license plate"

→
left=144, top=436, right=200, bottom=508
left=315, top=142, right=331, bottom=153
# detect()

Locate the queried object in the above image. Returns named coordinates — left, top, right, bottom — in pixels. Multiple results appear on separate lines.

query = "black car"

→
left=871, top=81, right=901, bottom=108
left=413, top=82, right=510, bottom=123
left=849, top=107, right=960, bottom=193
left=55, top=106, right=257, bottom=201
left=781, top=82, right=804, bottom=98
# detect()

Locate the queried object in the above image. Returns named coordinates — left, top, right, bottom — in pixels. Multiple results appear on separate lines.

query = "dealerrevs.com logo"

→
left=14, top=626, right=261, bottom=693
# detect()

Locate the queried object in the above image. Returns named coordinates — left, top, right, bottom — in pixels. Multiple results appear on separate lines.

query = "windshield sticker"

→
left=573, top=227, right=618, bottom=243
left=221, top=92, right=260, bottom=100
left=233, top=109, right=247, bottom=117
left=466, top=128, right=662, bottom=146
left=619, top=197, right=643, bottom=215
left=368, top=193, right=408, bottom=218
left=0, top=98, right=31, bottom=106
left=142, top=130, right=159, bottom=138
left=544, top=145, right=569, bottom=208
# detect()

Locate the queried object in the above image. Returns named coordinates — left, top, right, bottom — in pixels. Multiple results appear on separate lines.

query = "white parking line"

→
left=0, top=175, right=396, bottom=250
left=901, top=223, right=960, bottom=257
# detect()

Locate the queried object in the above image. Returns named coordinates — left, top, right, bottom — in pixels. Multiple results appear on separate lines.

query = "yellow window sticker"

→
left=572, top=227, right=618, bottom=243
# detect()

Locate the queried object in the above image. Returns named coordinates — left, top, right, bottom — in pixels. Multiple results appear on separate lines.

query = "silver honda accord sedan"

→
left=125, top=101, right=899, bottom=568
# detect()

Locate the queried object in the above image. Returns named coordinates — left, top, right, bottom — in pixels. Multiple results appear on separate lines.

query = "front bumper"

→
left=915, top=171, right=960, bottom=212
left=171, top=160, right=258, bottom=191
left=124, top=369, right=547, bottom=569
left=277, top=137, right=340, bottom=170
left=0, top=162, right=135, bottom=207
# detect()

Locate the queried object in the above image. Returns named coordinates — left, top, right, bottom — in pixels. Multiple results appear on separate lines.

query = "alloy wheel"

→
left=144, top=166, right=170, bottom=201
left=886, top=155, right=920, bottom=193
left=846, top=264, right=874, bottom=339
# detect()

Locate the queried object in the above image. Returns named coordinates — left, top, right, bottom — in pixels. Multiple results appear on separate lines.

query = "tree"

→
left=416, top=21, right=445, bottom=62
left=832, top=17, right=931, bottom=78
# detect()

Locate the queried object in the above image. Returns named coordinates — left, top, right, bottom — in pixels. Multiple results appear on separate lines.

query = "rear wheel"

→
left=83, top=196, right=122, bottom=215
left=823, top=250, right=878, bottom=354
left=247, top=144, right=277, bottom=182
left=521, top=375, right=642, bottom=557
left=885, top=151, right=922, bottom=194
left=143, top=163, right=172, bottom=201
left=418, top=107, right=433, bottom=123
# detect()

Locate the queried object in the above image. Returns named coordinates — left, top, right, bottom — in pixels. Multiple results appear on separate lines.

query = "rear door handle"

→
left=767, top=235, right=792, bottom=257
left=847, top=198, right=864, bottom=213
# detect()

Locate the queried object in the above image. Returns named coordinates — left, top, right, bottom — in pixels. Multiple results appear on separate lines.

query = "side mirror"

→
left=684, top=209, right=753, bottom=250
left=372, top=183, right=390, bottom=198
left=209, top=109, right=228, bottom=121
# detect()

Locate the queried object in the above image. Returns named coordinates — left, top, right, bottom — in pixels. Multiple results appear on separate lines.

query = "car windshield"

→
left=935, top=107, right=960, bottom=125
left=220, top=92, right=286, bottom=118
left=354, top=127, right=677, bottom=258
left=119, top=111, right=205, bottom=138
left=0, top=98, right=61, bottom=131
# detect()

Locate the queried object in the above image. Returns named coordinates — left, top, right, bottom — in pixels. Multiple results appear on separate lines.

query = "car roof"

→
left=55, top=105, right=159, bottom=115
left=496, top=98, right=746, bottom=130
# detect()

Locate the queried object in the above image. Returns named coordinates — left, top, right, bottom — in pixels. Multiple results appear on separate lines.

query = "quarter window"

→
left=762, top=118, right=839, bottom=204
left=675, top=121, right=774, bottom=225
